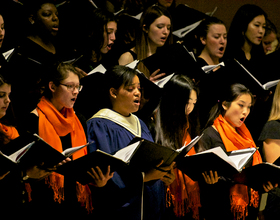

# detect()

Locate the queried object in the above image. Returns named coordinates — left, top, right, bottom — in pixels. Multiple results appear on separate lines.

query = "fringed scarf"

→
left=27, top=96, right=93, bottom=212
left=166, top=131, right=201, bottom=219
left=0, top=123, right=19, bottom=140
left=214, top=114, right=262, bottom=220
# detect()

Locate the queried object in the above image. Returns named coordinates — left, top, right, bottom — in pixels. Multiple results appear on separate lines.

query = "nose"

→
left=221, top=36, right=226, bottom=44
left=243, top=107, right=250, bottom=116
left=110, top=32, right=116, bottom=42
left=135, top=88, right=141, bottom=97
left=5, top=96, right=10, bottom=104
left=52, top=13, right=59, bottom=21
left=163, top=26, right=169, bottom=35
left=259, top=26, right=265, bottom=35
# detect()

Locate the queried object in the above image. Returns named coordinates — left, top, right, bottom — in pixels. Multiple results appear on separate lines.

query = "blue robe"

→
left=87, top=110, right=165, bottom=220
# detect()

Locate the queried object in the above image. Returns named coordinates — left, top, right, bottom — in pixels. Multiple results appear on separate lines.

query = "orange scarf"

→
left=166, top=131, right=201, bottom=219
left=34, top=96, right=92, bottom=212
left=214, top=114, right=262, bottom=220
left=0, top=123, right=19, bottom=140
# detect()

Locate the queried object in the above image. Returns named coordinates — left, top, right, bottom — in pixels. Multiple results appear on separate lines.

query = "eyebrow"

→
left=239, top=100, right=252, bottom=105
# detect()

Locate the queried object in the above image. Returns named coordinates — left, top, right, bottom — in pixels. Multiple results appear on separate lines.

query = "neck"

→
left=242, top=40, right=253, bottom=60
left=147, top=40, right=158, bottom=57
left=91, top=50, right=102, bottom=63
left=48, top=97, right=63, bottom=112
left=112, top=107, right=130, bottom=117
left=28, top=35, right=56, bottom=54
left=199, top=50, right=220, bottom=65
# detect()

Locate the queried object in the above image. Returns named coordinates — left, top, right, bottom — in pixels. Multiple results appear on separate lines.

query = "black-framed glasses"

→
left=60, top=83, right=83, bottom=92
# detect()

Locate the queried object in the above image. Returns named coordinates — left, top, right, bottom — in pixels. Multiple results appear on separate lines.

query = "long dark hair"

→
left=86, top=8, right=117, bottom=61
left=155, top=74, right=197, bottom=150
left=205, top=83, right=254, bottom=128
left=225, top=4, right=267, bottom=59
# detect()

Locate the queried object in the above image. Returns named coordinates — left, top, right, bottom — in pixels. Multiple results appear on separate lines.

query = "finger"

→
left=94, top=166, right=104, bottom=177
left=263, top=184, right=269, bottom=192
left=202, top=172, right=210, bottom=184
left=150, top=69, right=160, bottom=77
left=214, top=171, right=219, bottom=181
left=267, top=181, right=273, bottom=189
left=151, top=73, right=166, bottom=81
left=87, top=169, right=97, bottom=180
left=156, top=160, right=164, bottom=168
left=209, top=170, right=214, bottom=182
left=105, top=165, right=111, bottom=176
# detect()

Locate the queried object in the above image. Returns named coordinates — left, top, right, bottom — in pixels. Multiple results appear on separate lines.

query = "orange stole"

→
left=214, top=114, right=262, bottom=220
left=166, top=132, right=201, bottom=219
left=35, top=97, right=92, bottom=212
left=0, top=123, right=19, bottom=140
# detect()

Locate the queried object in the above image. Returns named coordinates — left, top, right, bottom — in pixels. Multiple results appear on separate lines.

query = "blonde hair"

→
left=268, top=81, right=280, bottom=121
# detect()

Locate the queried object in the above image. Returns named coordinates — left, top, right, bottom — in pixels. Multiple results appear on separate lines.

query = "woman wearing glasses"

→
left=20, top=63, right=113, bottom=219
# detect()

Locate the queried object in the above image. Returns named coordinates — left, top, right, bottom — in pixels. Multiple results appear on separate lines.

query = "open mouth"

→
left=107, top=43, right=114, bottom=50
left=134, top=99, right=140, bottom=105
left=240, top=117, right=245, bottom=122
left=219, top=47, right=224, bottom=52
left=52, top=25, right=59, bottom=31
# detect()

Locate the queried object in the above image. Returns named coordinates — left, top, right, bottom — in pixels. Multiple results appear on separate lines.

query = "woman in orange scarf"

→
left=199, top=83, right=276, bottom=220
left=154, top=74, right=202, bottom=219
left=21, top=63, right=113, bottom=219
left=0, top=67, right=58, bottom=217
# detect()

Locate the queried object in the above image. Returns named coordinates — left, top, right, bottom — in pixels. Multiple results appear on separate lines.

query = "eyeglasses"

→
left=60, top=83, right=83, bottom=92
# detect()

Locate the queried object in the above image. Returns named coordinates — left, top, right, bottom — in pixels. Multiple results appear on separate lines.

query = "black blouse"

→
left=259, top=120, right=280, bottom=141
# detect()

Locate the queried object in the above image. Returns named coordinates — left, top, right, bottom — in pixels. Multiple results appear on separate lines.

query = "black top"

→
left=259, top=120, right=280, bottom=141
left=19, top=112, right=91, bottom=219
left=198, top=125, right=257, bottom=220
left=199, top=126, right=226, bottom=152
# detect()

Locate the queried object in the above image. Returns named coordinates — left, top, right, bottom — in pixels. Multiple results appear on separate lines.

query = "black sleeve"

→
left=259, top=120, right=280, bottom=141
left=199, top=126, right=226, bottom=152
left=17, top=113, right=39, bottom=135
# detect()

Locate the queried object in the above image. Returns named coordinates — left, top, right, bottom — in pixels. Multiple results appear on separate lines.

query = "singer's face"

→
left=201, top=24, right=227, bottom=59
left=244, top=15, right=266, bottom=46
left=0, top=83, right=11, bottom=119
left=146, top=15, right=171, bottom=48
left=223, top=94, right=252, bottom=128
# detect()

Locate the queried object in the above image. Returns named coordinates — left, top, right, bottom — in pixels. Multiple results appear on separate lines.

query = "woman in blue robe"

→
left=87, top=65, right=174, bottom=220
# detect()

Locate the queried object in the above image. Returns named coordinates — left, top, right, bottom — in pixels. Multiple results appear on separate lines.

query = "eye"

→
left=238, top=104, right=244, bottom=108
left=157, top=25, right=164, bottom=29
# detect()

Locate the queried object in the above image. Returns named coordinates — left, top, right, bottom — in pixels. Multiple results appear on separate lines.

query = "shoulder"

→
left=196, top=56, right=208, bottom=67
left=18, top=110, right=39, bottom=135
left=138, top=118, right=153, bottom=142
left=87, top=117, right=115, bottom=130
left=200, top=126, right=224, bottom=151
left=259, top=120, right=280, bottom=141
left=118, top=50, right=135, bottom=65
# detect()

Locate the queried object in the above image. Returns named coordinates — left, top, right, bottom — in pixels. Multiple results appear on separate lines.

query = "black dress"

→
left=258, top=120, right=280, bottom=220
